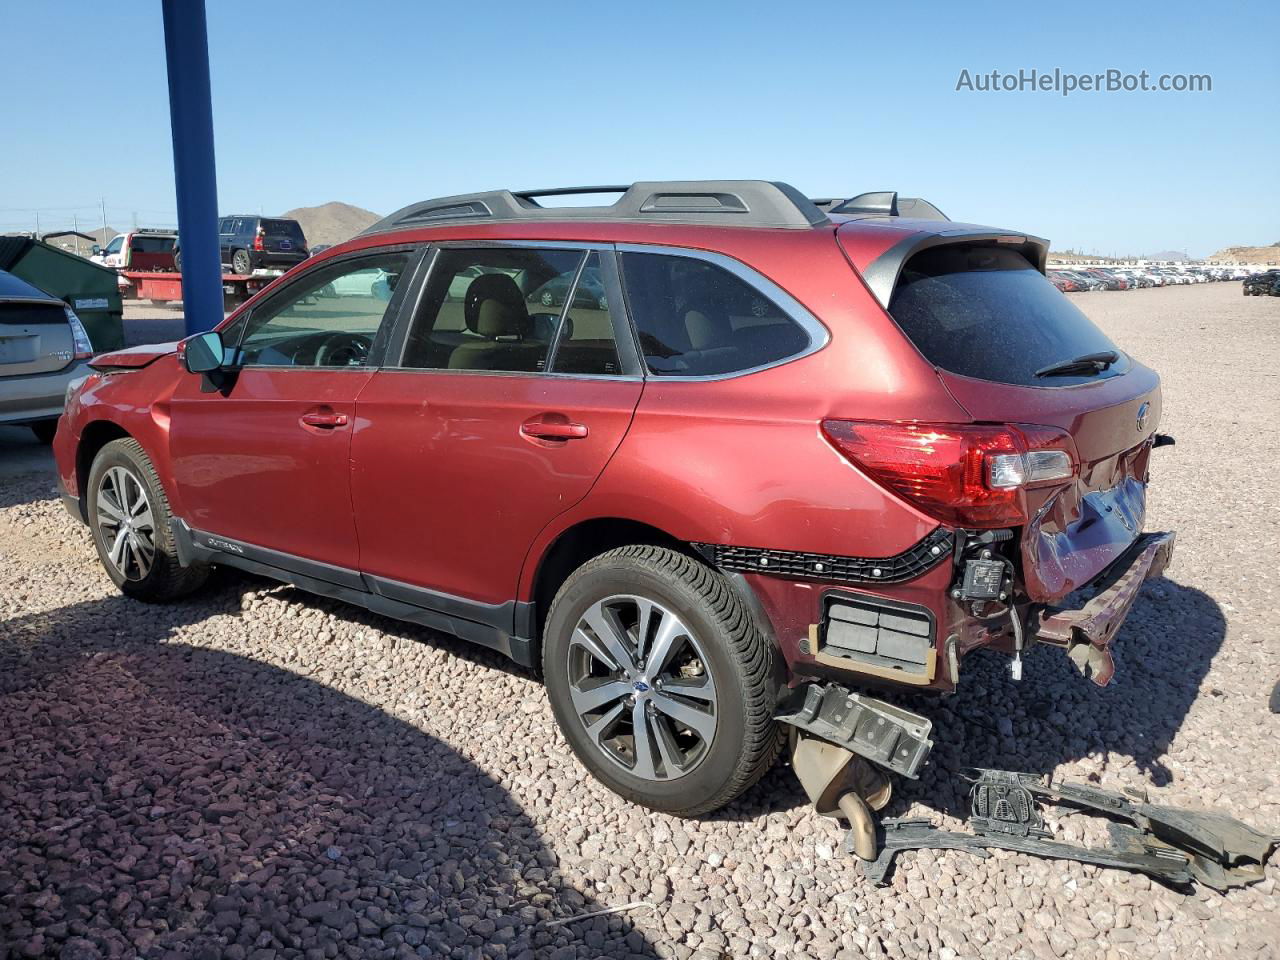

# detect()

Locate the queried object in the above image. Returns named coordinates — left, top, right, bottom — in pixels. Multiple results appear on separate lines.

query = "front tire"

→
left=29, top=420, right=58, bottom=444
left=543, top=545, right=782, bottom=816
left=87, top=438, right=209, bottom=602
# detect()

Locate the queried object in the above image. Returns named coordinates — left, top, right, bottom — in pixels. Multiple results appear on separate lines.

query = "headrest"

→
left=685, top=309, right=730, bottom=350
left=464, top=273, right=529, bottom=339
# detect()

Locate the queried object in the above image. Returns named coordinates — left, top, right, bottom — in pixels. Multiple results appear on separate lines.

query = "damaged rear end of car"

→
left=778, top=214, right=1177, bottom=859
left=831, top=218, right=1174, bottom=692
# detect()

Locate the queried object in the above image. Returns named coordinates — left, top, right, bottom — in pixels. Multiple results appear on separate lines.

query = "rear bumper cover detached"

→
left=1035, top=530, right=1176, bottom=687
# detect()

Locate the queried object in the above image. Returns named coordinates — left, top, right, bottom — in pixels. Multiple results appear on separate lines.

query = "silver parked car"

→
left=0, top=269, right=94, bottom=443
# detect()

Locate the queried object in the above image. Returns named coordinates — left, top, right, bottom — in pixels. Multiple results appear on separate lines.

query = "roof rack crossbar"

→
left=514, top=186, right=631, bottom=201
left=362, top=181, right=831, bottom=235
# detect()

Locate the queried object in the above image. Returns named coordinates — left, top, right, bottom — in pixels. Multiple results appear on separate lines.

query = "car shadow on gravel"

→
left=884, top=576, right=1228, bottom=821
left=0, top=586, right=661, bottom=959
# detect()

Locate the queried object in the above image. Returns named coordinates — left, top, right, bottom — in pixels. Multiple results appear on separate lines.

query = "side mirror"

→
left=91, top=244, right=101, bottom=256
left=182, top=331, right=225, bottom=374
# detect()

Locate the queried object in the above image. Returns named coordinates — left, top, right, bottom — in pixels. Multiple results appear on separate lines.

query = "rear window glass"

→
left=619, top=252, right=811, bottom=377
left=888, top=246, right=1127, bottom=386
left=262, top=219, right=305, bottom=240
left=129, top=235, right=176, bottom=253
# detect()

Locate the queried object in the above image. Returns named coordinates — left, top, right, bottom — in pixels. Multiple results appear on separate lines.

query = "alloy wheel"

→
left=566, top=595, right=718, bottom=781
left=96, top=466, right=156, bottom=581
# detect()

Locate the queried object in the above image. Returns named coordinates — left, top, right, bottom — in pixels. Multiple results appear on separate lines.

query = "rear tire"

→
left=543, top=545, right=782, bottom=816
left=231, top=249, right=252, bottom=275
left=29, top=420, right=58, bottom=444
left=87, top=438, right=209, bottom=602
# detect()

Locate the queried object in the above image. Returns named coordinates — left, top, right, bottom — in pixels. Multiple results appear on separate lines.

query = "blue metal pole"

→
left=161, top=0, right=222, bottom=336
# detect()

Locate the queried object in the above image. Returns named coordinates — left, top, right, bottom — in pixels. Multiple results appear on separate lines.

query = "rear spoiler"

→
left=813, top=191, right=950, bottom=221
left=857, top=228, right=1050, bottom=309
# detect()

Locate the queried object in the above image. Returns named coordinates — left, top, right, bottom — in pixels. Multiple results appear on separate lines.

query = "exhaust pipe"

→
left=789, top=730, right=891, bottom=861
left=837, top=791, right=878, bottom=862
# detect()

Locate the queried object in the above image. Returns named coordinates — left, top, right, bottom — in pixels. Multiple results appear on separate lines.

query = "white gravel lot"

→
left=1, top=283, right=1277, bottom=960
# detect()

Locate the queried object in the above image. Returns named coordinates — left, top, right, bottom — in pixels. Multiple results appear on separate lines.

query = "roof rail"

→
left=362, top=181, right=831, bottom=235
left=827, top=192, right=950, bottom=221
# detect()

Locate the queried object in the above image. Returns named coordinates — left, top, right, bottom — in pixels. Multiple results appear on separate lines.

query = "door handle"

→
left=521, top=418, right=588, bottom=441
left=300, top=411, right=349, bottom=429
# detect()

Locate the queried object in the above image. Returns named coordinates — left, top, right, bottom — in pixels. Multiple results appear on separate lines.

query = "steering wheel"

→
left=314, top=332, right=371, bottom=367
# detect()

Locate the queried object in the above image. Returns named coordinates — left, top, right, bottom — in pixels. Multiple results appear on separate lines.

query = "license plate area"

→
left=0, top=335, right=39, bottom=365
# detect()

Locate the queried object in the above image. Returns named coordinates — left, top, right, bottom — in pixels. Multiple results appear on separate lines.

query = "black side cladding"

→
left=697, top=527, right=953, bottom=586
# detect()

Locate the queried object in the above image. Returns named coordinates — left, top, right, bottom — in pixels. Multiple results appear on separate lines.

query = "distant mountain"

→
left=1205, top=242, right=1280, bottom=264
left=1144, top=250, right=1191, bottom=262
left=280, top=202, right=379, bottom=248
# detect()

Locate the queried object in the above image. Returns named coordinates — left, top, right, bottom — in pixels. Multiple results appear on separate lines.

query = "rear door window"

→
left=619, top=252, right=812, bottom=377
left=130, top=235, right=176, bottom=253
left=888, top=245, right=1128, bottom=386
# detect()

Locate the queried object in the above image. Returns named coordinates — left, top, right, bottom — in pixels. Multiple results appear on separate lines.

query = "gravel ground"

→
left=1, top=283, right=1277, bottom=959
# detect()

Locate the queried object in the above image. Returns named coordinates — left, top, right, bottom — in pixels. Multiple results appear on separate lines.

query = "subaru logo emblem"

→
left=1136, top=402, right=1150, bottom=433
left=633, top=681, right=650, bottom=693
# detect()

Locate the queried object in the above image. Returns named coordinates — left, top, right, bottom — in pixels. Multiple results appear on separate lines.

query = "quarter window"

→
left=619, top=252, right=811, bottom=377
left=401, top=247, right=589, bottom=373
left=235, top=252, right=410, bottom=368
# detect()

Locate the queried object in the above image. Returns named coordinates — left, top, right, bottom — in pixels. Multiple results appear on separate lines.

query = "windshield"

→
left=888, top=245, right=1128, bottom=387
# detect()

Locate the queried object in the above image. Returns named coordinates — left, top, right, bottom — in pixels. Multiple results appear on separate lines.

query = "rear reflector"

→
left=821, top=420, right=1077, bottom=528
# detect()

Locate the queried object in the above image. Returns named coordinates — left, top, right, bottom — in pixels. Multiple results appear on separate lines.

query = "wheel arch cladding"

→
left=76, top=420, right=133, bottom=517
left=529, top=517, right=699, bottom=641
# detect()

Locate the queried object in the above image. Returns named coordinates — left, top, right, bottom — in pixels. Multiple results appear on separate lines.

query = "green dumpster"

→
left=0, top=236, right=125, bottom=352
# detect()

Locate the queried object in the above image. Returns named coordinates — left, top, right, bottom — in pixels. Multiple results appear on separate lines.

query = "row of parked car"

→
left=1047, top=265, right=1250, bottom=292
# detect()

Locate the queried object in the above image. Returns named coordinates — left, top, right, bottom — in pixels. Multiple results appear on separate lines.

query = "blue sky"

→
left=2, top=1, right=1276, bottom=256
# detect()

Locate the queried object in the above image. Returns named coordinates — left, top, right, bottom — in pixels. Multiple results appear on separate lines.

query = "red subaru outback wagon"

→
left=54, top=182, right=1173, bottom=819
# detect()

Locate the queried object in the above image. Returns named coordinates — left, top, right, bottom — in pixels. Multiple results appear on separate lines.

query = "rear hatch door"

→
left=260, top=218, right=307, bottom=256
left=0, top=300, right=74, bottom=378
left=882, top=242, right=1161, bottom=603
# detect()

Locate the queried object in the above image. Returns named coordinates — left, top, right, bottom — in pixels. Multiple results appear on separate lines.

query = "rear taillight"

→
left=820, top=420, right=1077, bottom=528
left=253, top=227, right=265, bottom=251
left=64, top=306, right=94, bottom=360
